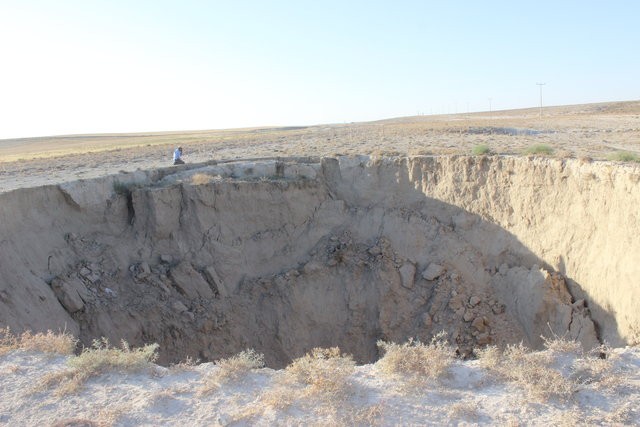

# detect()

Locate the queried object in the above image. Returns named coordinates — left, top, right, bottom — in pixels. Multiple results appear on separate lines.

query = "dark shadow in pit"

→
left=0, top=157, right=624, bottom=369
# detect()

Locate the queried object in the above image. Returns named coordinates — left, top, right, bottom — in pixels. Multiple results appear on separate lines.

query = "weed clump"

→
left=376, top=333, right=455, bottom=384
left=198, top=349, right=265, bottom=395
left=472, top=144, right=491, bottom=155
left=38, top=338, right=158, bottom=396
left=191, top=173, right=215, bottom=185
left=0, top=327, right=77, bottom=356
left=524, top=143, right=554, bottom=156
left=475, top=337, right=627, bottom=403
left=607, top=151, right=640, bottom=162
left=285, top=347, right=355, bottom=399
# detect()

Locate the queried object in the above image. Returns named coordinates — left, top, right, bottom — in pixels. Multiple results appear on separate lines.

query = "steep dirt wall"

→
left=408, top=156, right=639, bottom=346
left=0, top=156, right=637, bottom=366
left=327, top=156, right=639, bottom=346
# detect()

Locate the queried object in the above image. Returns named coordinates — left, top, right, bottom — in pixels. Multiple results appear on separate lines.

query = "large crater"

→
left=0, top=156, right=638, bottom=367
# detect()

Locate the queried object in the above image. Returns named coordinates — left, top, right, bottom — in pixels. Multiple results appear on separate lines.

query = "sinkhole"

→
left=0, top=156, right=638, bottom=368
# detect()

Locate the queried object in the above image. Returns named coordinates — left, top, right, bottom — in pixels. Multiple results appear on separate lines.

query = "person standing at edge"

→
left=173, top=146, right=184, bottom=165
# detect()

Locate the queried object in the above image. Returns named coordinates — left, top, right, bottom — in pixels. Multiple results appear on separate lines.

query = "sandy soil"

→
left=1, top=100, right=639, bottom=193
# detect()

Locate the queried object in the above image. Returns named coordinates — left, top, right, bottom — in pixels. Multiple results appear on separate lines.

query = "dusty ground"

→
left=1, top=100, right=639, bottom=192
left=1, top=341, right=639, bottom=426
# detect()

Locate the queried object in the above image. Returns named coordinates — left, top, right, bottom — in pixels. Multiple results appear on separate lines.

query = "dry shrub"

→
left=595, top=402, right=635, bottom=425
left=477, top=342, right=575, bottom=401
left=478, top=339, right=634, bottom=406
left=198, top=349, right=264, bottom=395
left=376, top=333, right=455, bottom=384
left=169, top=355, right=200, bottom=372
left=0, top=327, right=77, bottom=356
left=571, top=344, right=626, bottom=390
left=285, top=347, right=355, bottom=400
left=38, top=338, right=158, bottom=396
left=235, top=347, right=358, bottom=422
left=255, top=382, right=297, bottom=410
left=447, top=401, right=480, bottom=422
left=542, top=335, right=582, bottom=355
left=350, top=403, right=385, bottom=426
left=191, top=173, right=215, bottom=185
left=475, top=345, right=502, bottom=370
left=547, top=407, right=583, bottom=427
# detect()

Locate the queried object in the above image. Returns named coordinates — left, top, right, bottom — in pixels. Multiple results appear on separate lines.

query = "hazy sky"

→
left=1, top=0, right=638, bottom=139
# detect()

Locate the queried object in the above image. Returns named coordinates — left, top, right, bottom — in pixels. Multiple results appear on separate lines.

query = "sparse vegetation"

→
left=447, top=401, right=481, bottom=422
left=1, top=333, right=637, bottom=424
left=37, top=338, right=158, bottom=396
left=607, top=151, right=640, bottom=162
left=284, top=347, right=355, bottom=399
left=191, top=172, right=215, bottom=185
left=472, top=144, right=491, bottom=155
left=0, top=327, right=76, bottom=356
left=376, top=333, right=455, bottom=385
left=524, top=143, right=554, bottom=156
left=198, top=349, right=265, bottom=395
left=238, top=347, right=358, bottom=423
left=476, top=337, right=629, bottom=403
left=477, top=341, right=576, bottom=401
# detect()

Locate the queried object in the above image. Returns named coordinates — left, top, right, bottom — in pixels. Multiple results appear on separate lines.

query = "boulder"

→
left=469, top=296, right=481, bottom=307
left=51, top=276, right=90, bottom=313
left=203, top=266, right=230, bottom=298
left=169, top=262, right=214, bottom=300
left=399, top=263, right=416, bottom=289
left=422, top=263, right=445, bottom=281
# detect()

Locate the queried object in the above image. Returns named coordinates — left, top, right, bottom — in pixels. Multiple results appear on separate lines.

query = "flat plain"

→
left=1, top=100, right=639, bottom=192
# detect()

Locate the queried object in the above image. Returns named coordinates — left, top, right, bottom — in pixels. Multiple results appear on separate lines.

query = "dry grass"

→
left=475, top=337, right=631, bottom=403
left=447, top=401, right=481, bottom=422
left=37, top=338, right=158, bottom=396
left=571, top=344, right=628, bottom=391
left=191, top=172, right=215, bottom=185
left=376, top=333, right=455, bottom=385
left=284, top=347, right=355, bottom=399
left=198, top=349, right=265, bottom=395
left=0, top=327, right=77, bottom=356
left=541, top=334, right=582, bottom=354
left=476, top=342, right=575, bottom=401
left=169, top=355, right=200, bottom=372
left=238, top=347, right=357, bottom=422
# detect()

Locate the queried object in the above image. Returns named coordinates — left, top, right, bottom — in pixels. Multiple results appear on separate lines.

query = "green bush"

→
left=472, top=144, right=491, bottom=155
left=607, top=151, right=640, bottom=162
left=524, top=144, right=554, bottom=156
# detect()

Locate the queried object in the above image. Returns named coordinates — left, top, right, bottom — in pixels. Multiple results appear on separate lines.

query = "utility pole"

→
left=536, top=83, right=546, bottom=118
left=488, top=97, right=492, bottom=118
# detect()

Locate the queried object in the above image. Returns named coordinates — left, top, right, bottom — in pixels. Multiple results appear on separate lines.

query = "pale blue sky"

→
left=1, top=0, right=638, bottom=139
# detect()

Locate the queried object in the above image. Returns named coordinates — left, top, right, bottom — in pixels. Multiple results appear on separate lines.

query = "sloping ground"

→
left=0, top=344, right=638, bottom=425
left=0, top=155, right=637, bottom=367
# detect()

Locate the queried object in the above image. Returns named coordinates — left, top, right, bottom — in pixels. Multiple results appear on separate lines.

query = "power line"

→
left=536, top=83, right=546, bottom=118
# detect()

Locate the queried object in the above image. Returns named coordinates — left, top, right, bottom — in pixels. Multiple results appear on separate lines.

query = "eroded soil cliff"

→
left=1, top=156, right=637, bottom=366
